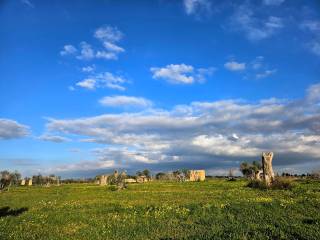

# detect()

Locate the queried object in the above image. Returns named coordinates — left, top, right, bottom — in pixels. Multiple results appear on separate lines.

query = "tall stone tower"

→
left=262, top=152, right=274, bottom=186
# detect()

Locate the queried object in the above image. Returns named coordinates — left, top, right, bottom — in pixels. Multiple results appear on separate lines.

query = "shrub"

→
left=247, top=177, right=295, bottom=190
left=227, top=177, right=237, bottom=182
left=247, top=179, right=267, bottom=189
left=109, top=185, right=118, bottom=191
left=271, top=177, right=295, bottom=190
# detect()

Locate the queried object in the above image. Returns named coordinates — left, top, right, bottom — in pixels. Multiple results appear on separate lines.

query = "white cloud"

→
left=255, top=69, right=277, bottom=79
left=76, top=78, right=96, bottom=90
left=192, top=134, right=259, bottom=157
left=230, top=4, right=284, bottom=41
left=102, top=41, right=125, bottom=53
left=50, top=160, right=116, bottom=173
left=224, top=61, right=246, bottom=71
left=94, top=25, right=123, bottom=42
left=151, top=64, right=214, bottom=84
left=301, top=20, right=320, bottom=32
left=95, top=51, right=118, bottom=60
left=44, top=82, right=320, bottom=174
left=61, top=25, right=125, bottom=61
left=183, top=0, right=211, bottom=16
left=75, top=72, right=128, bottom=91
left=60, top=45, right=77, bottom=56
left=94, top=25, right=125, bottom=60
left=0, top=119, right=30, bottom=140
left=99, top=96, right=153, bottom=108
left=306, top=83, right=320, bottom=102
left=38, top=135, right=70, bottom=143
left=309, top=40, right=320, bottom=55
left=225, top=56, right=277, bottom=80
left=263, top=0, right=285, bottom=6
left=82, top=65, right=95, bottom=73
left=301, top=20, right=320, bottom=56
left=251, top=56, right=264, bottom=70
left=76, top=42, right=95, bottom=60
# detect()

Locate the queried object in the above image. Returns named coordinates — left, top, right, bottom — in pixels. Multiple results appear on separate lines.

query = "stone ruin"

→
left=262, top=152, right=275, bottom=186
left=99, top=175, right=108, bottom=186
left=189, top=170, right=206, bottom=182
left=136, top=175, right=149, bottom=183
left=20, top=179, right=26, bottom=186
left=20, top=179, right=32, bottom=186
left=28, top=179, right=32, bottom=186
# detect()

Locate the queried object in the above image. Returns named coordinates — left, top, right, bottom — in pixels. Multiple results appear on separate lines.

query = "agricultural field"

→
left=0, top=179, right=320, bottom=240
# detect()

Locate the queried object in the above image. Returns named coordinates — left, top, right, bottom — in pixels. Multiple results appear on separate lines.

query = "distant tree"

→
left=181, top=169, right=190, bottom=179
left=108, top=171, right=127, bottom=190
left=10, top=171, right=21, bottom=186
left=240, top=161, right=262, bottom=180
left=142, top=169, right=151, bottom=178
left=33, top=174, right=44, bottom=185
left=136, top=171, right=142, bottom=177
left=0, top=170, right=13, bottom=191
left=172, top=170, right=181, bottom=177
left=173, top=170, right=187, bottom=182
left=0, top=170, right=22, bottom=190
left=155, top=172, right=166, bottom=180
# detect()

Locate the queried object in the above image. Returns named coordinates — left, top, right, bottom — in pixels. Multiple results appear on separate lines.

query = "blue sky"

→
left=1, top=0, right=320, bottom=177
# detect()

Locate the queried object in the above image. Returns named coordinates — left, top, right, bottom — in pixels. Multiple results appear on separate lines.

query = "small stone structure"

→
left=124, top=178, right=137, bottom=183
left=21, top=179, right=26, bottom=186
left=136, top=175, right=149, bottom=183
left=262, top=152, right=274, bottom=186
left=99, top=175, right=108, bottom=186
left=189, top=170, right=206, bottom=181
left=255, top=170, right=263, bottom=181
left=28, top=179, right=32, bottom=186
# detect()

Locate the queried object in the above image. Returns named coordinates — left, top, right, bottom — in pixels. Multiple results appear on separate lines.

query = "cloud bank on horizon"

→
left=1, top=0, right=320, bottom=177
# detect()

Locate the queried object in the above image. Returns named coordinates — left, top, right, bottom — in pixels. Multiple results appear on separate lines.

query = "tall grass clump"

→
left=247, top=177, right=295, bottom=190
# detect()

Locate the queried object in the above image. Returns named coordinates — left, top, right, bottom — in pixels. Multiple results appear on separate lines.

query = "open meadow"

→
left=1, top=179, right=320, bottom=240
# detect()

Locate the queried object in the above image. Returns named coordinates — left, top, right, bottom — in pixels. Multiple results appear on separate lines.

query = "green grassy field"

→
left=0, top=179, right=320, bottom=240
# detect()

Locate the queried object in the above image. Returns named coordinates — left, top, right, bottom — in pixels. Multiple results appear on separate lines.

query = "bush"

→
left=247, top=179, right=268, bottom=189
left=247, top=177, right=295, bottom=190
left=271, top=177, right=295, bottom=190
left=109, top=185, right=118, bottom=191
left=227, top=177, right=237, bottom=182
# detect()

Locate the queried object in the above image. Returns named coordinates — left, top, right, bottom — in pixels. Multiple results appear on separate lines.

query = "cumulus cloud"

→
left=93, top=25, right=125, bottom=60
left=38, top=135, right=70, bottom=143
left=43, top=83, right=320, bottom=174
left=301, top=20, right=320, bottom=32
left=60, top=25, right=125, bottom=61
left=76, top=41, right=95, bottom=60
left=224, top=61, right=246, bottom=71
left=60, top=45, right=77, bottom=56
left=0, top=119, right=30, bottom=140
left=255, top=69, right=277, bottom=79
left=99, top=96, right=152, bottom=108
left=300, top=20, right=320, bottom=56
left=230, top=4, right=284, bottom=41
left=151, top=64, right=215, bottom=84
left=82, top=65, right=95, bottom=73
left=225, top=56, right=277, bottom=80
left=76, top=78, right=96, bottom=90
left=183, top=0, right=211, bottom=16
left=49, top=160, right=116, bottom=173
left=75, top=72, right=128, bottom=91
